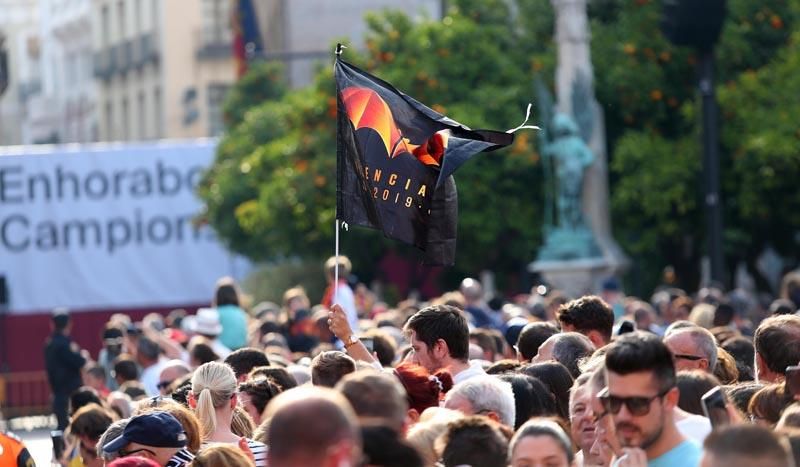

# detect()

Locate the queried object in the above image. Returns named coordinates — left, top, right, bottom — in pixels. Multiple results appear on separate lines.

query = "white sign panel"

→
left=0, top=140, right=250, bottom=314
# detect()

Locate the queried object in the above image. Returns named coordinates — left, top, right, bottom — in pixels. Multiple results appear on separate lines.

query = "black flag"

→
left=335, top=57, right=515, bottom=265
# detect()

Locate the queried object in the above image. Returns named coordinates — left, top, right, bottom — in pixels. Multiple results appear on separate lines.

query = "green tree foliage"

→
left=200, top=0, right=800, bottom=294
left=199, top=1, right=557, bottom=287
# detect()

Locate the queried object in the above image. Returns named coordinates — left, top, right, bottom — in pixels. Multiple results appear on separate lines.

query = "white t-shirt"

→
left=140, top=358, right=167, bottom=396
left=676, top=414, right=712, bottom=443
left=453, top=361, right=487, bottom=384
left=334, top=282, right=360, bottom=333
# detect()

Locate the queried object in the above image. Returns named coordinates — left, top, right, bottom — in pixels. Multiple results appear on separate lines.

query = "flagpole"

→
left=333, top=43, right=345, bottom=306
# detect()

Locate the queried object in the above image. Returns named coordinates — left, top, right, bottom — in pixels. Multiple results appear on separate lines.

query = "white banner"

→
left=0, top=139, right=250, bottom=314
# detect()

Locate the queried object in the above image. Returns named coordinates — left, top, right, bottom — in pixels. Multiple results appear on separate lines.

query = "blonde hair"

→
left=189, top=443, right=255, bottom=467
left=231, top=405, right=255, bottom=438
left=192, top=362, right=238, bottom=440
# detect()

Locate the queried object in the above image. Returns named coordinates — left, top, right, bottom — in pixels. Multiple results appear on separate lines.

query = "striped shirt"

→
left=165, top=448, right=195, bottom=467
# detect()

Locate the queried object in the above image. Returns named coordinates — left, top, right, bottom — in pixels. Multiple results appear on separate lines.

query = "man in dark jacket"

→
left=44, top=308, right=86, bottom=429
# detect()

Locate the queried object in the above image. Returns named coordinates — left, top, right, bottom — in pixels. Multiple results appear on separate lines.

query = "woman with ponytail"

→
left=392, top=362, right=453, bottom=424
left=188, top=362, right=267, bottom=466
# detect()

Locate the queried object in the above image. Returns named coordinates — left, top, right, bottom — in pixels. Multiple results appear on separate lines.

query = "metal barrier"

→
left=0, top=371, right=52, bottom=418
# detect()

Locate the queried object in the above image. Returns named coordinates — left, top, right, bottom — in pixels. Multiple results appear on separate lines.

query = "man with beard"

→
left=602, top=332, right=701, bottom=467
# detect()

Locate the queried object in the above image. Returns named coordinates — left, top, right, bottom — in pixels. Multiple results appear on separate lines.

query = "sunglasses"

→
left=673, top=354, right=705, bottom=361
left=157, top=380, right=174, bottom=391
left=119, top=447, right=157, bottom=458
left=597, top=387, right=670, bottom=416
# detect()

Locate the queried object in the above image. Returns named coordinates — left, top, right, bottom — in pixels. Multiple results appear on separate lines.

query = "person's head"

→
left=754, top=314, right=800, bottom=383
left=676, top=370, right=721, bottom=415
left=663, top=326, right=718, bottom=373
left=777, top=402, right=800, bottom=430
left=568, top=373, right=598, bottom=457
left=557, top=295, right=614, bottom=347
left=405, top=409, right=464, bottom=465
left=224, top=348, right=271, bottom=382
left=248, top=365, right=298, bottom=391
left=722, top=336, right=755, bottom=381
left=70, top=403, right=117, bottom=464
left=360, top=425, right=424, bottom=467
left=265, top=386, right=361, bottom=467
left=603, top=332, right=678, bottom=450
left=213, top=276, right=240, bottom=307
left=444, top=375, right=516, bottom=427
left=713, top=346, right=740, bottom=384
left=310, top=351, right=356, bottom=387
left=188, top=341, right=220, bottom=368
left=70, top=386, right=104, bottom=415
left=498, top=373, right=558, bottom=430
left=403, top=304, right=470, bottom=372
left=113, top=356, right=139, bottom=384
left=336, top=371, right=408, bottom=433
left=509, top=418, right=575, bottom=467
left=748, top=383, right=793, bottom=427
left=190, top=443, right=255, bottom=467
left=781, top=271, right=800, bottom=308
left=231, top=405, right=255, bottom=438
left=769, top=298, right=797, bottom=316
left=52, top=308, right=71, bottom=333
left=363, top=329, right=397, bottom=367
left=470, top=328, right=500, bottom=362
left=85, top=364, right=109, bottom=391
left=459, top=277, right=484, bottom=305
left=516, top=322, right=559, bottom=362
left=97, top=418, right=130, bottom=463
left=325, top=255, right=352, bottom=282
left=188, top=361, right=238, bottom=440
left=133, top=398, right=201, bottom=454
left=392, top=362, right=453, bottom=421
left=519, top=361, right=574, bottom=421
left=701, top=424, right=792, bottom=467
left=436, top=416, right=509, bottom=467
left=102, top=411, right=189, bottom=466
left=136, top=337, right=160, bottom=368
left=157, top=360, right=191, bottom=396
left=724, top=382, right=763, bottom=415
left=238, top=377, right=282, bottom=426
left=534, top=332, right=594, bottom=379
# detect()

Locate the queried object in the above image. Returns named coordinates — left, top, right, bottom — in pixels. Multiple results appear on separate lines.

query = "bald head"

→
left=266, top=386, right=361, bottom=467
left=158, top=360, right=191, bottom=395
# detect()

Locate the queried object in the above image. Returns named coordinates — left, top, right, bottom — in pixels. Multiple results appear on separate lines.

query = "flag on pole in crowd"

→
left=334, top=48, right=530, bottom=265
left=232, top=0, right=263, bottom=78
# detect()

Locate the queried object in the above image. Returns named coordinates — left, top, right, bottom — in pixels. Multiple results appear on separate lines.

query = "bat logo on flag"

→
left=340, top=86, right=448, bottom=167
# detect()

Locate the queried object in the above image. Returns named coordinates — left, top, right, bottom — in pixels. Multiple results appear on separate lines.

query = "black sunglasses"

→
left=119, top=447, right=157, bottom=458
left=673, top=354, right=705, bottom=361
left=597, top=387, right=671, bottom=416
left=157, top=380, right=174, bottom=390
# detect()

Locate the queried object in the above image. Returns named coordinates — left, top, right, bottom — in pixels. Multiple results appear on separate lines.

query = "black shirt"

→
left=44, top=333, right=86, bottom=395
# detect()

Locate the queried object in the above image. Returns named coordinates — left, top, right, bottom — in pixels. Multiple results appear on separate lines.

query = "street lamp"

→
left=661, top=0, right=727, bottom=285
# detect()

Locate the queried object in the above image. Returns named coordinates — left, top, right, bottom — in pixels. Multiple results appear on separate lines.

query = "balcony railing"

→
left=196, top=28, right=232, bottom=59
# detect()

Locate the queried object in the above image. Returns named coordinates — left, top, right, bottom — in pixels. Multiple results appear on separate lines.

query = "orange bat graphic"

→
left=341, top=86, right=448, bottom=167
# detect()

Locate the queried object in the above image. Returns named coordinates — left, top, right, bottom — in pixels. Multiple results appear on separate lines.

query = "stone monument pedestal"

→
left=529, top=257, right=616, bottom=298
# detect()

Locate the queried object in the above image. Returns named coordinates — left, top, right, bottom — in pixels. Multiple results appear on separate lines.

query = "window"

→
left=202, top=0, right=231, bottom=45
left=207, top=84, right=229, bottom=136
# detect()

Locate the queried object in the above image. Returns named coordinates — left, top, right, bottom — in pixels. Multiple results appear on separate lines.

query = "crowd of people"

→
left=17, top=258, right=800, bottom=466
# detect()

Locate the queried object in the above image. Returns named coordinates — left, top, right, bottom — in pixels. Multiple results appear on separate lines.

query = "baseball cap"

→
left=103, top=412, right=187, bottom=454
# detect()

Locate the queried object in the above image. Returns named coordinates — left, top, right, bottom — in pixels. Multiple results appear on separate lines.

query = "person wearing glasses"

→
left=602, top=332, right=702, bottom=467
left=662, top=327, right=718, bottom=374
left=102, top=412, right=194, bottom=467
